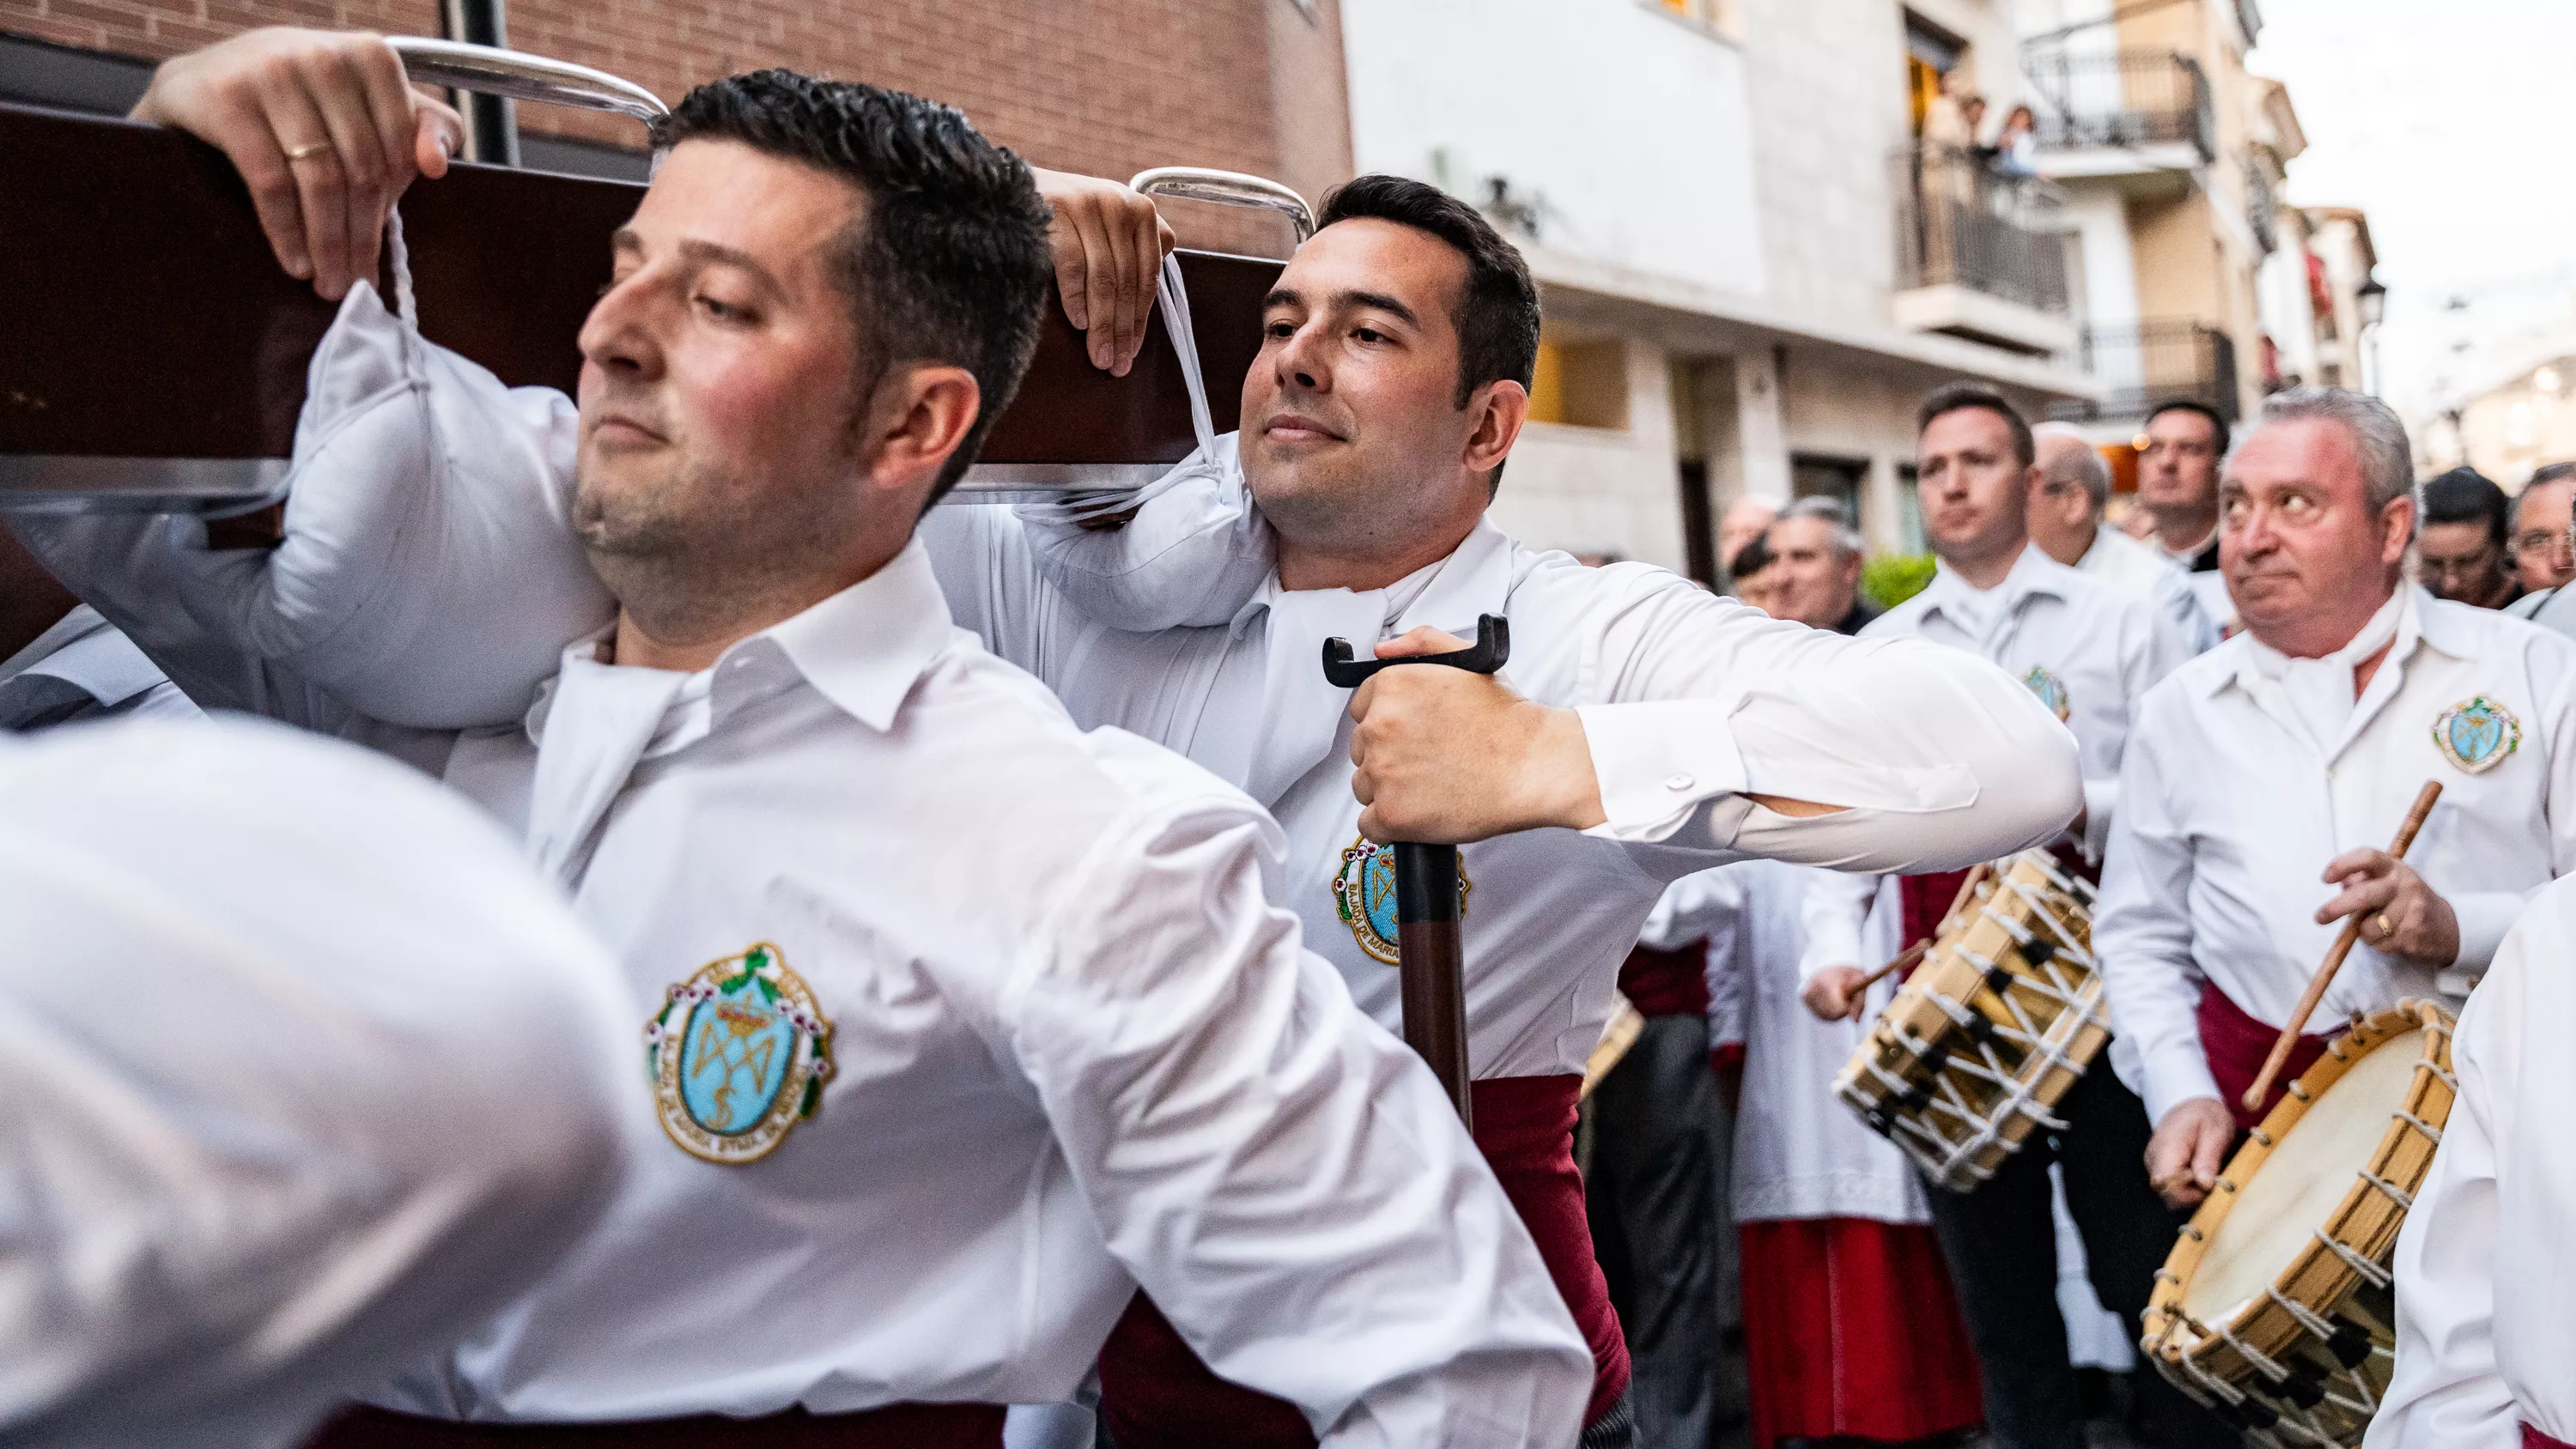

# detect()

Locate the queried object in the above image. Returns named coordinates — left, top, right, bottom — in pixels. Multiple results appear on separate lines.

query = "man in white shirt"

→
left=2094, top=387, right=2576, bottom=1219
left=2367, top=876, right=2576, bottom=1449
left=20, top=31, right=1598, bottom=1447
left=1798, top=385, right=2219, bottom=1449
left=2136, top=399, right=2232, bottom=624
left=3, top=715, right=637, bottom=1449
left=192, top=151, right=2089, bottom=1441
left=0, top=528, right=196, bottom=729
left=2504, top=461, right=2576, bottom=640
left=2028, top=422, right=2221, bottom=652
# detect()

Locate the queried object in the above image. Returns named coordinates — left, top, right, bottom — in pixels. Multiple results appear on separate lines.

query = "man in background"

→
left=2506, top=462, right=2576, bottom=639
left=2417, top=466, right=2521, bottom=609
left=2134, top=400, right=2233, bottom=627
left=1717, top=495, right=1779, bottom=596
left=1759, top=498, right=1877, bottom=634
left=2027, top=423, right=2220, bottom=651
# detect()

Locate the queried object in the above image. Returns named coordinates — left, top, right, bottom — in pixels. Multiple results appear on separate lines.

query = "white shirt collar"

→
left=1916, top=541, right=2070, bottom=626
left=1226, top=516, right=1516, bottom=642
left=525, top=539, right=957, bottom=747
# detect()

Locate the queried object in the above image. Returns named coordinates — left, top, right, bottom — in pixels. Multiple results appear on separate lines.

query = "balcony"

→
left=2020, top=48, right=2215, bottom=188
left=1891, top=143, right=2075, bottom=357
left=2045, top=320, right=2239, bottom=426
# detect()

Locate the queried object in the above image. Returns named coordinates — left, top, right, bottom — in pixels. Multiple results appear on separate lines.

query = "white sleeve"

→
left=1012, top=433, right=1277, bottom=631
left=1571, top=585, right=2081, bottom=871
left=1019, top=789, right=1589, bottom=1447
left=7, top=283, right=609, bottom=736
left=2091, top=697, right=2221, bottom=1123
left=2080, top=597, right=2194, bottom=864
left=1797, top=869, right=1883, bottom=985
left=0, top=717, right=638, bottom=1449
left=2367, top=906, right=2525, bottom=1449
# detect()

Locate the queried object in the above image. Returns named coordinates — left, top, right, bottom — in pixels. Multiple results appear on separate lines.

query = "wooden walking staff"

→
left=2240, top=779, right=2445, bottom=1113
left=1321, top=615, right=1511, bottom=1127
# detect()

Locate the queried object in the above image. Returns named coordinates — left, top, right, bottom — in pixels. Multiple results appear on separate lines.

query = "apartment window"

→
left=1905, top=13, right=1968, bottom=135
left=1896, top=464, right=1929, bottom=555
left=1791, top=454, right=1868, bottom=513
left=1528, top=337, right=1631, bottom=429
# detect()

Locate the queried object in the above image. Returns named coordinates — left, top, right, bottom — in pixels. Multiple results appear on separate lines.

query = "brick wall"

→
left=2, top=0, right=1352, bottom=250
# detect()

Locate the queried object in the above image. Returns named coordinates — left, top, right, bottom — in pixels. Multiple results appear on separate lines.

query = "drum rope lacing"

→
left=1860, top=856, right=2106, bottom=1188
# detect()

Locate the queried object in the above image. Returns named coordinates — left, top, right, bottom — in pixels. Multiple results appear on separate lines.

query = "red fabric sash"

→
left=303, top=1404, right=1005, bottom=1449
left=2196, top=983, right=2334, bottom=1133
left=1616, top=941, right=1710, bottom=1020
left=1096, top=1074, right=1628, bottom=1448
left=2525, top=1428, right=2573, bottom=1449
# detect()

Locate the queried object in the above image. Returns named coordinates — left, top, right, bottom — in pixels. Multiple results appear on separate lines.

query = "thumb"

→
left=1375, top=626, right=1469, bottom=660
left=414, top=97, right=463, bottom=179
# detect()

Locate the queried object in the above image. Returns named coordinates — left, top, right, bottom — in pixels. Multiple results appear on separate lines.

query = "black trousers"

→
left=1587, top=1015, right=1726, bottom=1449
left=1919, top=1064, right=2235, bottom=1449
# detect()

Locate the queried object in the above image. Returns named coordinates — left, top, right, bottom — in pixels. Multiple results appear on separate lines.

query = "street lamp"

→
left=2356, top=275, right=2388, bottom=396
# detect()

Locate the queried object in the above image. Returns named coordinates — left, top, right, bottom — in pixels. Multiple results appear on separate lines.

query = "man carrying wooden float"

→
left=12, top=28, right=1606, bottom=1447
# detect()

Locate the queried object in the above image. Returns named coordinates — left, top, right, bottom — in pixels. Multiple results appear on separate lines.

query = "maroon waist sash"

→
left=1096, top=1074, right=1628, bottom=1448
left=1616, top=942, right=1710, bottom=1020
left=2526, top=1427, right=2573, bottom=1449
left=2197, top=982, right=2335, bottom=1133
left=303, top=1404, right=1005, bottom=1449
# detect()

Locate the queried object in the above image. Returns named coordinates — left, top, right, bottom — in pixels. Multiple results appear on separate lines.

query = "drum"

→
left=1832, top=849, right=2106, bottom=1191
left=2141, top=1000, right=2457, bottom=1447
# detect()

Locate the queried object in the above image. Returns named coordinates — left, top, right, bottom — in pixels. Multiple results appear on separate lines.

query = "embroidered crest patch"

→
left=1333, top=835, right=1471, bottom=965
left=2433, top=694, right=2521, bottom=775
left=646, top=942, right=834, bottom=1165
left=2021, top=665, right=2072, bottom=722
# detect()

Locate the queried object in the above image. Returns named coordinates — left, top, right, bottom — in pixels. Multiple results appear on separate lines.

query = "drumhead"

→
left=2178, top=1028, right=2424, bottom=1325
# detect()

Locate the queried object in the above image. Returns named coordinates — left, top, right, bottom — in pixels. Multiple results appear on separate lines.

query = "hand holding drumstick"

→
left=2242, top=780, right=2448, bottom=1113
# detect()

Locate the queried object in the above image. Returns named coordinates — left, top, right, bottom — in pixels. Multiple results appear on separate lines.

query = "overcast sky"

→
left=2249, top=0, right=2576, bottom=411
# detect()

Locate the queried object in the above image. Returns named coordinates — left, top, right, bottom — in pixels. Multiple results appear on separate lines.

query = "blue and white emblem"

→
left=1333, top=835, right=1471, bottom=965
left=2432, top=694, right=2521, bottom=775
left=647, top=942, right=834, bottom=1165
left=2021, top=665, right=2072, bottom=723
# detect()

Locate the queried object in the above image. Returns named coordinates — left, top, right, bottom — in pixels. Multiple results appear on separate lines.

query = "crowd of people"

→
left=5, top=24, right=2574, bottom=1449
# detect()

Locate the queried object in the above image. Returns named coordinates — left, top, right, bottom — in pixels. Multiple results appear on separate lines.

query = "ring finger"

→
left=256, top=72, right=357, bottom=296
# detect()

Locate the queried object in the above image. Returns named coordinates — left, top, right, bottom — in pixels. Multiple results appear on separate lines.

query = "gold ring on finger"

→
left=2375, top=912, right=2394, bottom=937
left=284, top=142, right=331, bottom=161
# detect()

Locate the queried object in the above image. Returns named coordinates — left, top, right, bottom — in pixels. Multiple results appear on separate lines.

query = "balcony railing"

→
left=2020, top=48, right=2215, bottom=163
left=1893, top=142, right=2070, bottom=316
left=2047, top=320, right=2239, bottom=425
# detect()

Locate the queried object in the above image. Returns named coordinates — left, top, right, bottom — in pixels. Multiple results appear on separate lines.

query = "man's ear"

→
left=1464, top=379, right=1530, bottom=476
left=860, top=364, right=982, bottom=502
left=2379, top=493, right=2418, bottom=567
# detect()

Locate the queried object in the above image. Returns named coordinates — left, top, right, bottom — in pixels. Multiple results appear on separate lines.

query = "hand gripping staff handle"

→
left=1320, top=615, right=1510, bottom=1128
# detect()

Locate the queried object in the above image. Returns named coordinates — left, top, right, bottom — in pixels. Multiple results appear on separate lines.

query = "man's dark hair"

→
left=1316, top=175, right=1542, bottom=413
left=652, top=70, right=1054, bottom=501
left=1916, top=383, right=2035, bottom=467
left=2529, top=460, right=2576, bottom=488
left=2145, top=397, right=2233, bottom=453
left=2423, top=465, right=2511, bottom=546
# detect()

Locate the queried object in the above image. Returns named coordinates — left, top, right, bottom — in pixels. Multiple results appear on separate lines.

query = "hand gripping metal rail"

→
left=387, top=37, right=669, bottom=125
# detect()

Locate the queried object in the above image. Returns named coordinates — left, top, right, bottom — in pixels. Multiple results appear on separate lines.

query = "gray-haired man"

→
left=2029, top=423, right=2221, bottom=651
left=1762, top=499, right=1877, bottom=634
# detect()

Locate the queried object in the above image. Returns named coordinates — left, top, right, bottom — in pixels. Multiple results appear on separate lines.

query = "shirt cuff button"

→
left=1665, top=773, right=1695, bottom=791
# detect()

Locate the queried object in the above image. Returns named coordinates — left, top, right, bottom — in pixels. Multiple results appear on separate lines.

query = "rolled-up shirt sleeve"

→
left=1573, top=588, right=2080, bottom=871
left=1013, top=779, right=1590, bottom=1446
left=2093, top=700, right=2221, bottom=1123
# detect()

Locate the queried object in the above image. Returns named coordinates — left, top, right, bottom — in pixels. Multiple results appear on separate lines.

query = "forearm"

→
left=1578, top=635, right=2081, bottom=870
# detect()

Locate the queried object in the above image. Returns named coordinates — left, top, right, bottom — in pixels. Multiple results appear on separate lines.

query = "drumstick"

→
left=2239, top=780, right=2445, bottom=1114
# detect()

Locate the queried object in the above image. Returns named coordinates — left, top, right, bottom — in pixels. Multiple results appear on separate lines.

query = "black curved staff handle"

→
left=1318, top=614, right=1511, bottom=1126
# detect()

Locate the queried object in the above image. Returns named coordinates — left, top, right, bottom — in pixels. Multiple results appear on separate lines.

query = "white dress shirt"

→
left=2367, top=875, right=2576, bottom=1449
left=1800, top=542, right=2188, bottom=980
left=9, top=294, right=1594, bottom=1442
left=924, top=470, right=2081, bottom=1082
left=1, top=716, right=635, bottom=1449
left=2094, top=585, right=2576, bottom=1125
left=2077, top=523, right=2221, bottom=654
left=0, top=604, right=199, bottom=730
